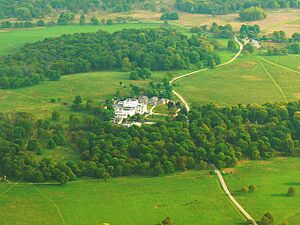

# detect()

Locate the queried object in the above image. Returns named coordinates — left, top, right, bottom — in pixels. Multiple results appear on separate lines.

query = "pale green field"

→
left=0, top=170, right=243, bottom=225
left=226, top=157, right=300, bottom=225
left=175, top=54, right=300, bottom=106
left=0, top=71, right=149, bottom=117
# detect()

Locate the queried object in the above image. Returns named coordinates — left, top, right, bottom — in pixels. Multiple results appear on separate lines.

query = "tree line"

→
left=0, top=0, right=143, bottom=20
left=1, top=100, right=300, bottom=184
left=175, top=0, right=300, bottom=15
left=0, top=28, right=220, bottom=89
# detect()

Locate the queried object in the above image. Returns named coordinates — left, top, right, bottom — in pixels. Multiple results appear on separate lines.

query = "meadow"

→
left=0, top=23, right=165, bottom=55
left=0, top=170, right=243, bottom=225
left=225, top=157, right=300, bottom=225
left=0, top=71, right=143, bottom=117
left=175, top=54, right=300, bottom=106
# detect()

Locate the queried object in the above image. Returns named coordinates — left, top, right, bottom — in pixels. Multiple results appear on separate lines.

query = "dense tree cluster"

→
left=160, top=12, right=179, bottom=20
left=2, top=101, right=300, bottom=184
left=188, top=102, right=300, bottom=168
left=239, top=7, right=267, bottom=21
left=240, top=25, right=261, bottom=39
left=175, top=0, right=300, bottom=15
left=0, top=28, right=220, bottom=89
left=190, top=23, right=234, bottom=39
left=0, top=0, right=144, bottom=20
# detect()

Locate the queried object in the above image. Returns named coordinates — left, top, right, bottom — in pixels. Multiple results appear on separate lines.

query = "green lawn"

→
left=0, top=170, right=243, bottom=225
left=175, top=54, right=300, bottom=106
left=262, top=55, right=300, bottom=72
left=0, top=71, right=148, bottom=117
left=225, top=157, right=300, bottom=225
left=0, top=23, right=163, bottom=55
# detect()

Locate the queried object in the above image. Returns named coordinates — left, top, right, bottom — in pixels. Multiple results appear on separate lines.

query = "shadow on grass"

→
left=270, top=193, right=287, bottom=197
left=283, top=182, right=300, bottom=186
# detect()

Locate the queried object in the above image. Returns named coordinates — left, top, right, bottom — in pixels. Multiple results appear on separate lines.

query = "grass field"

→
left=0, top=71, right=153, bottom=117
left=0, top=46, right=233, bottom=117
left=175, top=54, right=300, bottom=106
left=225, top=157, right=300, bottom=225
left=0, top=170, right=243, bottom=225
left=0, top=23, right=165, bottom=55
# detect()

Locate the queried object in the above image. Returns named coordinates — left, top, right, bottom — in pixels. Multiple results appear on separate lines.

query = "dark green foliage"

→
left=272, top=30, right=287, bottom=43
left=160, top=12, right=179, bottom=20
left=106, top=19, right=113, bottom=25
left=248, top=184, right=257, bottom=193
left=0, top=28, right=219, bottom=89
left=227, top=40, right=237, bottom=51
left=261, top=212, right=274, bottom=225
left=0, top=0, right=143, bottom=20
left=175, top=0, right=299, bottom=15
left=239, top=7, right=267, bottom=21
left=1, top=101, right=300, bottom=183
left=287, top=186, right=296, bottom=196
left=209, top=23, right=234, bottom=39
left=57, top=12, right=75, bottom=25
left=130, top=67, right=152, bottom=80
left=240, top=25, right=261, bottom=38
left=244, top=43, right=255, bottom=53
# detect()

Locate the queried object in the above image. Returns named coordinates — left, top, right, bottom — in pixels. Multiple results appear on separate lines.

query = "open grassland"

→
left=0, top=23, right=164, bottom=55
left=225, top=157, right=300, bottom=225
left=0, top=170, right=243, bottom=225
left=262, top=55, right=300, bottom=72
left=0, top=71, right=147, bottom=117
left=85, top=5, right=300, bottom=36
left=175, top=54, right=300, bottom=106
left=173, top=9, right=300, bottom=35
left=0, top=46, right=232, bottom=117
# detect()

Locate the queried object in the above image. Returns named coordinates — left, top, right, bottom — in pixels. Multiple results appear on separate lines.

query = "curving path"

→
left=170, top=37, right=243, bottom=112
left=211, top=164, right=258, bottom=225
left=170, top=38, right=257, bottom=224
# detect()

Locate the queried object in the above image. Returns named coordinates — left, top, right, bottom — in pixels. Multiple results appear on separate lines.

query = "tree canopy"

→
left=0, top=28, right=220, bottom=89
left=175, top=0, right=299, bottom=15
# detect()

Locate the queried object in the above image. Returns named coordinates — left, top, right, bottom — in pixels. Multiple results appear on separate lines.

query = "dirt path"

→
left=170, top=37, right=243, bottom=112
left=169, top=38, right=258, bottom=224
left=257, top=57, right=288, bottom=103
left=259, top=56, right=300, bottom=74
left=211, top=164, right=258, bottom=225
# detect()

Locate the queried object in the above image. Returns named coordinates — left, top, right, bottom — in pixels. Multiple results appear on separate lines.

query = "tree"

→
left=239, top=7, right=267, bottom=21
left=241, top=186, right=248, bottom=193
left=79, top=15, right=86, bottom=25
left=244, top=219, right=255, bottom=225
left=160, top=12, right=179, bottom=20
left=36, top=20, right=45, bottom=27
left=227, top=40, right=237, bottom=51
left=248, top=184, right=257, bottom=193
left=261, top=213, right=274, bottom=225
left=47, top=138, right=56, bottom=149
left=27, top=139, right=38, bottom=151
left=161, top=217, right=174, bottom=225
left=15, top=7, right=32, bottom=20
left=153, top=162, right=164, bottom=176
left=55, top=171, right=69, bottom=185
left=51, top=111, right=61, bottom=121
left=287, top=187, right=296, bottom=197
left=121, top=57, right=131, bottom=72
left=107, top=19, right=113, bottom=25
left=90, top=16, right=100, bottom=25
left=46, top=70, right=61, bottom=81
left=283, top=134, right=295, bottom=155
